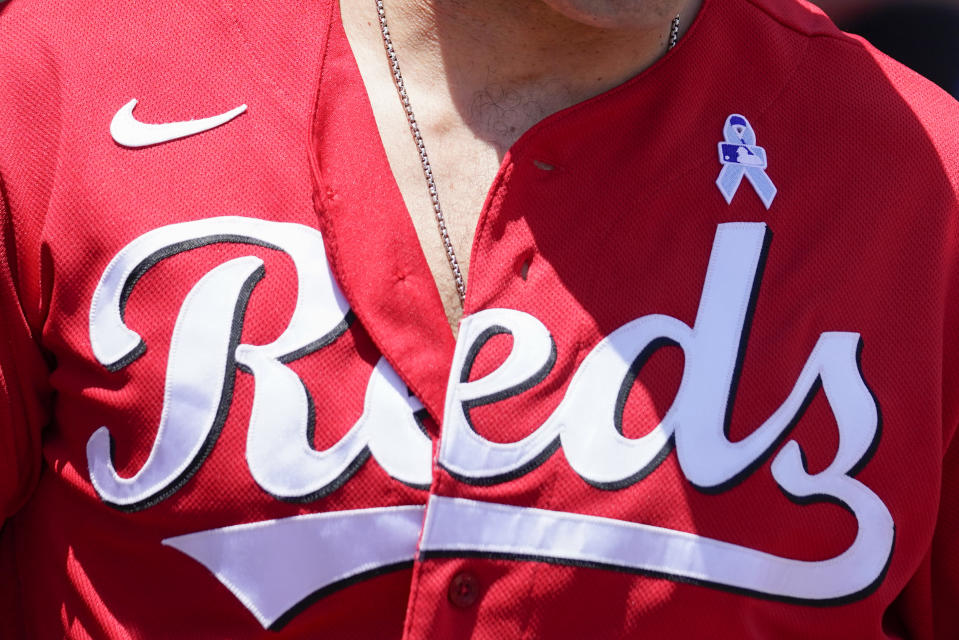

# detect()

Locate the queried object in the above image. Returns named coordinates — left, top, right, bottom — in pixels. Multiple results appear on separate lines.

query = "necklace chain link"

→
left=376, top=0, right=468, bottom=305
left=669, top=12, right=681, bottom=50
left=376, top=1, right=680, bottom=308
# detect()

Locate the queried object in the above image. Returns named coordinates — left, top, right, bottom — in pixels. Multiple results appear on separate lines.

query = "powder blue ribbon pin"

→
left=716, top=114, right=777, bottom=209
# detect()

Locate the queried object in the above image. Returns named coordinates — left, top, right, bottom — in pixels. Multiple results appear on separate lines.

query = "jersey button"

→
left=447, top=571, right=480, bottom=608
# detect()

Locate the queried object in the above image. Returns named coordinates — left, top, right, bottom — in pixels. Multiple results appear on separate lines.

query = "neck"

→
left=376, top=0, right=701, bottom=149
left=339, top=0, right=703, bottom=333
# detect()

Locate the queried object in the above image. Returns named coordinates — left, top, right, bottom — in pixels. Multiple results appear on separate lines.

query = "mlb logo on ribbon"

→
left=716, top=114, right=777, bottom=209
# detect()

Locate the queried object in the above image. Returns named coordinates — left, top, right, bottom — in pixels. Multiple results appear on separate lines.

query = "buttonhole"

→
left=532, top=160, right=555, bottom=171
left=517, top=252, right=534, bottom=281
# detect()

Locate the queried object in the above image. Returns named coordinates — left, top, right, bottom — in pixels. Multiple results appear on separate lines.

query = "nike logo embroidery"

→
left=110, top=99, right=247, bottom=148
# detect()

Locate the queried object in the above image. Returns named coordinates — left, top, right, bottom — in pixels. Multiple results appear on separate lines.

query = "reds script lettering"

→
left=84, top=217, right=894, bottom=629
left=86, top=216, right=432, bottom=510
left=441, top=223, right=882, bottom=493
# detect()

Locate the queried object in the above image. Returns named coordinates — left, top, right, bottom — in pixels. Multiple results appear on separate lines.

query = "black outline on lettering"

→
left=399, top=390, right=434, bottom=491
left=104, top=230, right=360, bottom=507
left=426, top=325, right=891, bottom=607
left=583, top=439, right=675, bottom=492
left=613, top=337, right=681, bottom=436
left=849, top=339, right=882, bottom=478
left=582, top=337, right=682, bottom=490
left=688, top=228, right=880, bottom=495
left=278, top=310, right=355, bottom=364
left=694, top=377, right=822, bottom=496
left=269, top=378, right=373, bottom=504
left=380, top=388, right=434, bottom=491
left=305, top=383, right=318, bottom=454
left=780, top=447, right=855, bottom=511
left=721, top=227, right=773, bottom=440
left=403, top=410, right=434, bottom=491
left=267, top=560, right=413, bottom=631
left=458, top=325, right=557, bottom=412
left=412, top=407, right=432, bottom=438
left=442, top=324, right=559, bottom=486
left=235, top=308, right=357, bottom=500
left=104, top=263, right=265, bottom=512
left=233, top=310, right=354, bottom=378
left=695, top=337, right=881, bottom=496
left=105, top=341, right=147, bottom=374
left=459, top=326, right=508, bottom=385
left=446, top=438, right=563, bottom=487
left=420, top=539, right=894, bottom=607
left=255, top=347, right=432, bottom=498
left=107, top=235, right=282, bottom=372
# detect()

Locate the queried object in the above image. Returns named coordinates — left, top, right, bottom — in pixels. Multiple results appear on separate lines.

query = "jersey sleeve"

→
left=934, top=196, right=959, bottom=638
left=926, top=154, right=959, bottom=639
left=0, top=3, right=59, bottom=525
left=888, top=99, right=959, bottom=637
left=0, top=175, right=50, bottom=523
left=928, top=432, right=959, bottom=638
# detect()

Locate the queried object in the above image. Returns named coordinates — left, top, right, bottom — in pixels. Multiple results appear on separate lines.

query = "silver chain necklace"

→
left=376, top=1, right=681, bottom=307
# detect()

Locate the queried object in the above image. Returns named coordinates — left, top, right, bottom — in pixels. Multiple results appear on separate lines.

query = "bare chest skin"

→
left=340, top=0, right=697, bottom=337
left=342, top=7, right=531, bottom=336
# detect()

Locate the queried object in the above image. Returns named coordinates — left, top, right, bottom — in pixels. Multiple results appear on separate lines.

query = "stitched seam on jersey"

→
left=586, top=31, right=811, bottom=264
left=217, top=0, right=332, bottom=118
left=504, top=38, right=807, bottom=630
left=310, top=194, right=446, bottom=496
left=402, top=524, right=428, bottom=638
left=463, top=158, right=514, bottom=315
left=737, top=0, right=832, bottom=37
left=220, top=0, right=286, bottom=105
left=518, top=457, right=561, bottom=639
left=403, top=493, right=438, bottom=639
left=34, top=54, right=64, bottom=342
left=306, top=0, right=337, bottom=207
left=500, top=0, right=716, bottom=161
left=310, top=2, right=449, bottom=429
left=304, top=0, right=439, bottom=451
left=401, top=567, right=422, bottom=638
left=402, top=448, right=454, bottom=638
left=737, top=0, right=897, bottom=51
left=317, top=212, right=443, bottom=430
left=479, top=0, right=810, bottom=279
left=0, top=176, right=34, bottom=339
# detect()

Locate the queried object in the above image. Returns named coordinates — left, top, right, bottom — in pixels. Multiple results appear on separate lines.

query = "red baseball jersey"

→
left=1, top=0, right=957, bottom=637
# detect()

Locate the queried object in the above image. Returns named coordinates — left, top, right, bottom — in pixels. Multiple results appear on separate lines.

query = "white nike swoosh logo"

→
left=110, top=99, right=247, bottom=148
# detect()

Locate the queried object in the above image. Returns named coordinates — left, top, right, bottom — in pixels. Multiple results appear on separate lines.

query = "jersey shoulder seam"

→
left=737, top=0, right=874, bottom=49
